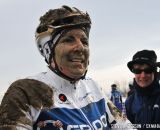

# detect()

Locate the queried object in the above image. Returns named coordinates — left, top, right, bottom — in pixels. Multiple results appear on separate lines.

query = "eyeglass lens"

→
left=132, top=68, right=153, bottom=74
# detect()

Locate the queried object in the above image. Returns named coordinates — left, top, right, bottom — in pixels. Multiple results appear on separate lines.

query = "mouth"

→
left=69, top=56, right=85, bottom=63
left=139, top=80, right=146, bottom=83
left=139, top=78, right=148, bottom=82
left=71, top=59, right=84, bottom=63
left=139, top=79, right=149, bottom=85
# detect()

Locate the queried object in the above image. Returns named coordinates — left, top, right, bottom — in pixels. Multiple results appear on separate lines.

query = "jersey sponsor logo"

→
left=58, top=93, right=71, bottom=104
left=59, top=114, right=107, bottom=130
left=59, top=94, right=67, bottom=102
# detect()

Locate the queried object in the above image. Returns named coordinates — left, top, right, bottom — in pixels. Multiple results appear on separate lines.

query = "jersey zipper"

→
left=69, top=83, right=95, bottom=130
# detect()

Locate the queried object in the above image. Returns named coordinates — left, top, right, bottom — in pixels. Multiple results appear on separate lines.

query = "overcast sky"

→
left=1, top=0, right=160, bottom=95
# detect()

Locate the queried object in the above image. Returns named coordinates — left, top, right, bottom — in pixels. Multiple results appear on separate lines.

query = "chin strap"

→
left=49, top=66, right=87, bottom=83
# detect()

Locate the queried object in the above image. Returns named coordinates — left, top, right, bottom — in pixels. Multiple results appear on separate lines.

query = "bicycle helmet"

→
left=35, top=5, right=91, bottom=64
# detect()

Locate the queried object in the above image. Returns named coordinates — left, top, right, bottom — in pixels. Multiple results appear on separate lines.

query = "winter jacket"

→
left=125, top=80, right=160, bottom=130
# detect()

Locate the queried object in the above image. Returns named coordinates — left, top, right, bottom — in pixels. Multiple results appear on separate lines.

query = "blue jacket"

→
left=125, top=80, right=160, bottom=129
left=111, top=90, right=123, bottom=111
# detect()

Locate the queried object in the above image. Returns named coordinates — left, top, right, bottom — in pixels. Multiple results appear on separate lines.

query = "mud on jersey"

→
left=30, top=69, right=112, bottom=130
left=0, top=78, right=53, bottom=130
left=1, top=68, right=130, bottom=130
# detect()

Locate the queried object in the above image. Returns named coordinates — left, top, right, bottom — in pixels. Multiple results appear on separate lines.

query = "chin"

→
left=140, top=85, right=147, bottom=88
left=71, top=72, right=85, bottom=79
left=140, top=84, right=150, bottom=88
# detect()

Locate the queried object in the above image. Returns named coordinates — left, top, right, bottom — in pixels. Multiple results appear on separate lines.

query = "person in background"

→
left=125, top=49, right=160, bottom=129
left=0, top=5, right=134, bottom=130
left=110, top=84, right=123, bottom=112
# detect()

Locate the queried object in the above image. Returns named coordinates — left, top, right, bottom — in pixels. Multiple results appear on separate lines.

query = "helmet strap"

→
left=49, top=62, right=86, bottom=83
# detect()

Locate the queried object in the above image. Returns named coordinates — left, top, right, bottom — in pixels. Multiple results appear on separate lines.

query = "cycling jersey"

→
left=30, top=68, right=114, bottom=130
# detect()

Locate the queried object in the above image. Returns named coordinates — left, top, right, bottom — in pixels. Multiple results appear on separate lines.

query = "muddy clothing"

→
left=30, top=69, right=115, bottom=130
left=0, top=79, right=53, bottom=130
left=125, top=80, right=160, bottom=129
left=0, top=68, right=134, bottom=130
left=0, top=68, right=115, bottom=130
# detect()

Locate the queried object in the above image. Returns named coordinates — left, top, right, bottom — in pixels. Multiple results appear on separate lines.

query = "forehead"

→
left=63, top=28, right=87, bottom=38
left=133, top=63, right=150, bottom=69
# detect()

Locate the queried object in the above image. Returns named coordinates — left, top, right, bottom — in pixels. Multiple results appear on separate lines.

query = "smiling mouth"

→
left=72, top=59, right=83, bottom=63
left=140, top=78, right=148, bottom=81
left=70, top=57, right=85, bottom=63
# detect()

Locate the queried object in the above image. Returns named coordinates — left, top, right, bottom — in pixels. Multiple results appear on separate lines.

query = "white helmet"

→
left=35, top=5, right=91, bottom=64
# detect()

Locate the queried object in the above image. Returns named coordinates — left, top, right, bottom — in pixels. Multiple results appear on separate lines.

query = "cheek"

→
left=135, top=75, right=141, bottom=82
left=84, top=48, right=90, bottom=59
left=135, top=76, right=139, bottom=82
left=150, top=74, right=155, bottom=81
left=54, top=46, right=65, bottom=64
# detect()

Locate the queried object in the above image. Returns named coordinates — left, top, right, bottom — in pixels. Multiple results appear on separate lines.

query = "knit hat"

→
left=111, top=84, right=117, bottom=88
left=127, top=50, right=157, bottom=71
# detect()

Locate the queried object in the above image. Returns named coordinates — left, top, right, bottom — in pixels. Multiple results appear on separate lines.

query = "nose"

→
left=74, top=39, right=84, bottom=51
left=139, top=71, right=146, bottom=77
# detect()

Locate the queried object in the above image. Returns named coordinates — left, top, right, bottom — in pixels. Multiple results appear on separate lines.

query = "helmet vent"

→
left=62, top=5, right=74, bottom=12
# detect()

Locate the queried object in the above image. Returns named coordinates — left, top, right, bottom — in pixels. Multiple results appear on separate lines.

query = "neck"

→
left=134, top=78, right=159, bottom=96
left=49, top=66, right=86, bottom=83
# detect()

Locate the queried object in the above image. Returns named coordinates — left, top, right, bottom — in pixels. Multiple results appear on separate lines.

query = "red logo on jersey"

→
left=59, top=94, right=67, bottom=102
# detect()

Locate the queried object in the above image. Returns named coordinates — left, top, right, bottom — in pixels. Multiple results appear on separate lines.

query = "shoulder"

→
left=116, top=90, right=121, bottom=95
left=27, top=72, right=48, bottom=81
left=9, top=79, right=52, bottom=92
left=80, top=77, right=105, bottom=98
left=82, top=77, right=102, bottom=90
left=82, top=76, right=99, bottom=86
left=2, top=78, right=53, bottom=108
left=125, top=93, right=135, bottom=107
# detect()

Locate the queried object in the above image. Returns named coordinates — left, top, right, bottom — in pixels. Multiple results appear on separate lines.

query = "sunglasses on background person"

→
left=132, top=67, right=154, bottom=74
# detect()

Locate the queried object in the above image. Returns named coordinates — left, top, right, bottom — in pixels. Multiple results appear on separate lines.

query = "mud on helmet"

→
left=35, top=5, right=91, bottom=64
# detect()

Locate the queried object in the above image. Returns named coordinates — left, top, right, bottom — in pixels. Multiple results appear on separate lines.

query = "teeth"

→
left=72, top=59, right=82, bottom=62
left=71, top=58, right=85, bottom=63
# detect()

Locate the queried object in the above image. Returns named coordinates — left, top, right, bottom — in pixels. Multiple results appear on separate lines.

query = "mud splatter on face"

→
left=53, top=29, right=90, bottom=79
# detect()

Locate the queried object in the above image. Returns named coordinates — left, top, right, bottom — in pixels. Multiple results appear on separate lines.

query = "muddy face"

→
left=54, top=29, right=89, bottom=79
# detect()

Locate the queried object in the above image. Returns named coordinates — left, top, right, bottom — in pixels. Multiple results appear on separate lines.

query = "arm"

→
left=0, top=79, right=53, bottom=130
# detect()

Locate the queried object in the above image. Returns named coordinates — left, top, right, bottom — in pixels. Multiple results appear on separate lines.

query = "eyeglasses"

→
left=132, top=68, right=154, bottom=74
